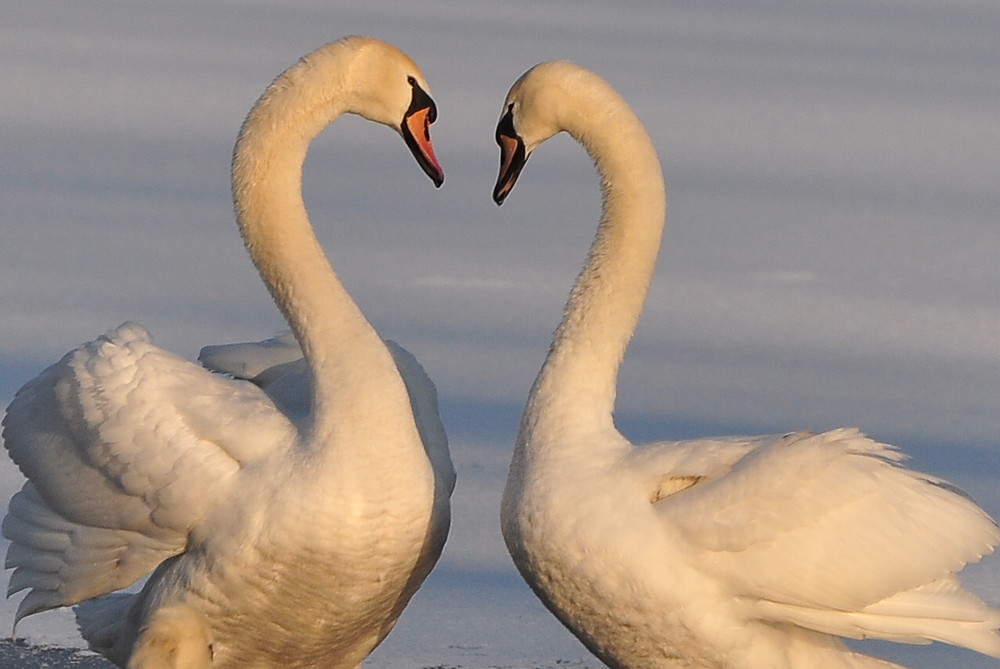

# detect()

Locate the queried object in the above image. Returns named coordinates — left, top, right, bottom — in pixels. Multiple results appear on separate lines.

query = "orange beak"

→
left=402, top=104, right=444, bottom=187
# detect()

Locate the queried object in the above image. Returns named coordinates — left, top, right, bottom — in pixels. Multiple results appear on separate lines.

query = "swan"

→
left=2, top=36, right=454, bottom=669
left=492, top=60, right=1000, bottom=669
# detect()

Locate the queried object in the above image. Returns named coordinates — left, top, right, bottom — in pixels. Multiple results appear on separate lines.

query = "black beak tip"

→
left=413, top=154, right=443, bottom=188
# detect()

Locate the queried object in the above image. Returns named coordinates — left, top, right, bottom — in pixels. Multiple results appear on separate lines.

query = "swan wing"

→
left=384, top=340, right=455, bottom=498
left=198, top=330, right=301, bottom=385
left=200, top=332, right=454, bottom=496
left=650, top=428, right=1000, bottom=647
left=3, top=322, right=297, bottom=621
left=201, top=333, right=311, bottom=420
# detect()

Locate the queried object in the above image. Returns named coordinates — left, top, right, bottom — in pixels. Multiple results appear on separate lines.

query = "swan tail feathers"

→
left=75, top=592, right=135, bottom=665
left=860, top=576, right=1000, bottom=657
left=756, top=576, right=1000, bottom=657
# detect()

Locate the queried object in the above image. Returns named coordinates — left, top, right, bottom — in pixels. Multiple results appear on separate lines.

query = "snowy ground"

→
left=1, top=1, right=998, bottom=667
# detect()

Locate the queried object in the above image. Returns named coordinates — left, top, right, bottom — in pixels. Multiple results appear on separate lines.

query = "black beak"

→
left=401, top=78, right=444, bottom=187
left=493, top=106, right=528, bottom=205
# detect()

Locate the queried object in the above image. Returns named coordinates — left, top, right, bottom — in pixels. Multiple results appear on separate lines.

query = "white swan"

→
left=2, top=36, right=454, bottom=669
left=493, top=61, right=1000, bottom=669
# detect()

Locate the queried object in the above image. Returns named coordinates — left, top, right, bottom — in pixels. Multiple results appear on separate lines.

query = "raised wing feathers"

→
left=3, top=483, right=185, bottom=623
left=2, top=323, right=297, bottom=620
left=651, top=428, right=999, bottom=645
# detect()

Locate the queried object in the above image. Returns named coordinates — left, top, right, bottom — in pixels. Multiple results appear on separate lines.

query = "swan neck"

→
left=231, top=65, right=399, bottom=439
left=531, top=102, right=666, bottom=436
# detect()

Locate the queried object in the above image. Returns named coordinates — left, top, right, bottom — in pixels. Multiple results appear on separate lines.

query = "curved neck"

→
left=528, top=102, right=666, bottom=437
left=231, top=61, right=401, bottom=442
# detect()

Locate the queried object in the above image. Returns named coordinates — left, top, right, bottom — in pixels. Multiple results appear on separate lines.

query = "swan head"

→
left=493, top=60, right=615, bottom=204
left=338, top=37, right=444, bottom=187
left=127, top=605, right=214, bottom=669
left=241, top=36, right=444, bottom=187
left=335, top=36, right=444, bottom=187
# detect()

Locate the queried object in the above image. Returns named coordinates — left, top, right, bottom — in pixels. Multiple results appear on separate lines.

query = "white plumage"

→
left=126, top=605, right=215, bottom=669
left=493, top=60, right=999, bottom=669
left=3, top=36, right=453, bottom=669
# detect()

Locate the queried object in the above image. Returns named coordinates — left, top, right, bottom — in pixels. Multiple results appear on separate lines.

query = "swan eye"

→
left=407, top=75, right=417, bottom=86
left=496, top=104, right=517, bottom=145
left=405, top=80, right=437, bottom=124
left=493, top=103, right=528, bottom=204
